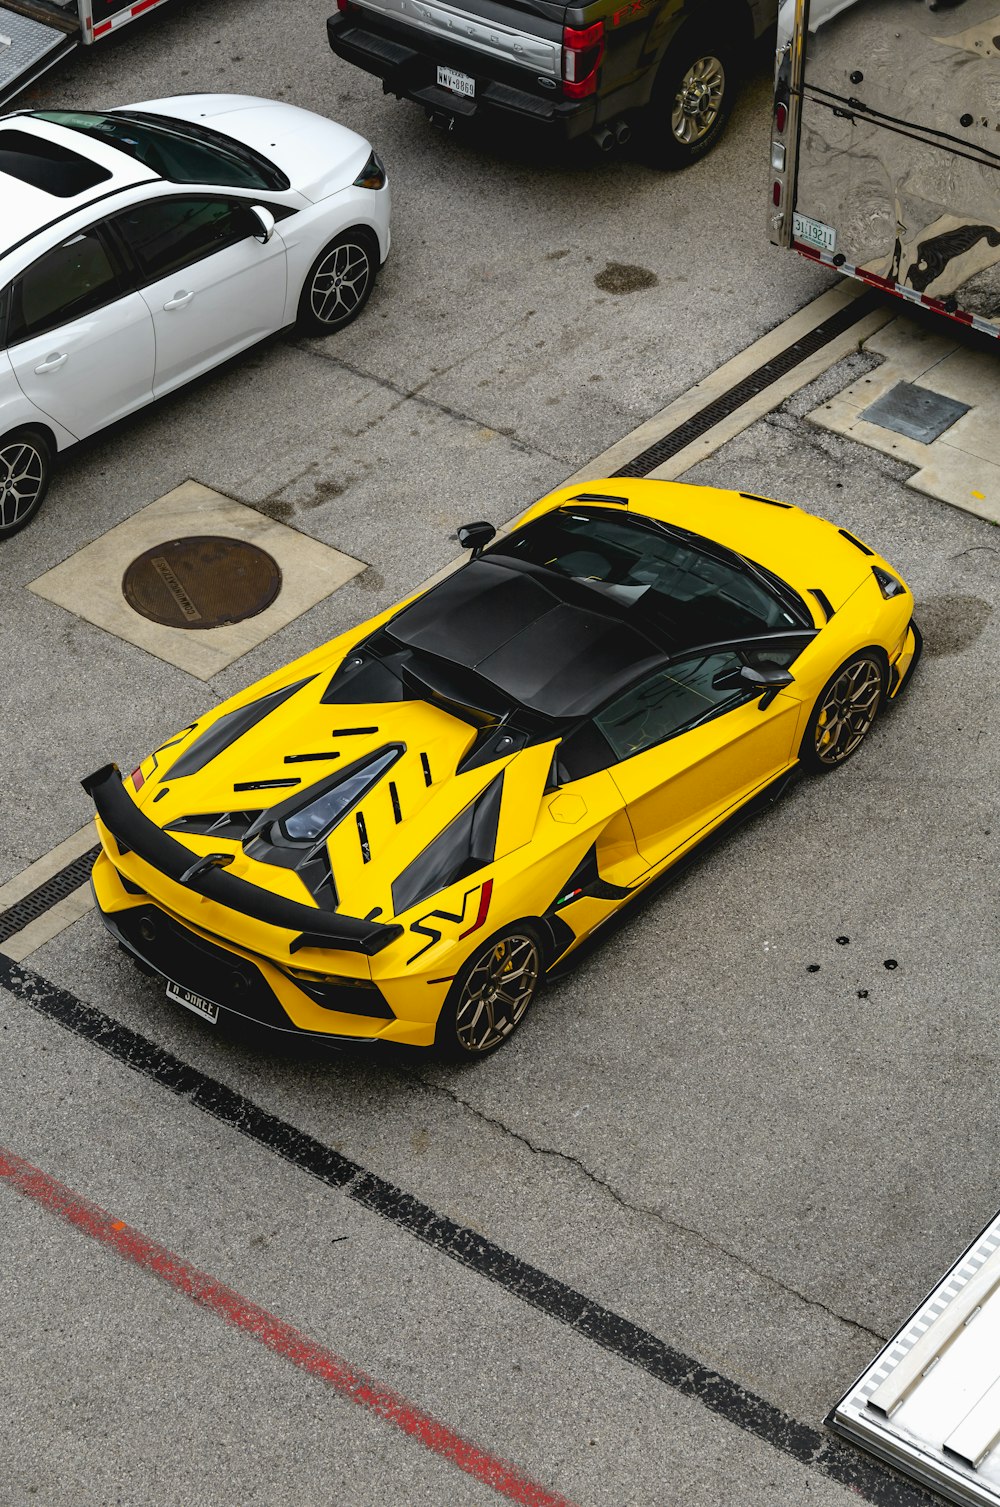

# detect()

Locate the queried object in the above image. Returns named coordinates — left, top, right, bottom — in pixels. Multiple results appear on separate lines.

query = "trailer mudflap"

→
left=833, top=1207, right=1000, bottom=1507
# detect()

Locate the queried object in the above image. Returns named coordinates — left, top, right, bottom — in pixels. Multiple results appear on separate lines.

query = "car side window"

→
left=594, top=651, right=752, bottom=761
left=109, top=198, right=256, bottom=285
left=7, top=228, right=123, bottom=345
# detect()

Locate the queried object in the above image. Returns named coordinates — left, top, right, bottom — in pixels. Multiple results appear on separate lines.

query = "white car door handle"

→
left=34, top=352, right=68, bottom=374
left=163, top=291, right=195, bottom=311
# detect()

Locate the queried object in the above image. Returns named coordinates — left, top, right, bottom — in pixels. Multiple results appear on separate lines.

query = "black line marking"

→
left=0, top=953, right=932, bottom=1507
left=233, top=778, right=301, bottom=792
left=356, top=811, right=371, bottom=864
left=0, top=847, right=100, bottom=945
left=420, top=753, right=432, bottom=787
left=612, top=294, right=879, bottom=478
left=284, top=752, right=342, bottom=764
left=389, top=782, right=402, bottom=824
left=330, top=727, right=378, bottom=737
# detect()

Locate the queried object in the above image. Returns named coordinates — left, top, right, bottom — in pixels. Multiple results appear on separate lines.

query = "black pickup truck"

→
left=328, top=0, right=775, bottom=166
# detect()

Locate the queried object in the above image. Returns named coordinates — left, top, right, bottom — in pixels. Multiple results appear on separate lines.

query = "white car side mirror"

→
left=250, top=205, right=276, bottom=244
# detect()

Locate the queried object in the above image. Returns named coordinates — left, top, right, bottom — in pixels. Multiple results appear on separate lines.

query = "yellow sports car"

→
left=84, top=479, right=920, bottom=1056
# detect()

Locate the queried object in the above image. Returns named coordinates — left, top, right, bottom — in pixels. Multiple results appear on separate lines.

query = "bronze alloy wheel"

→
left=450, top=932, right=541, bottom=1055
left=671, top=53, right=726, bottom=148
left=810, top=653, right=885, bottom=767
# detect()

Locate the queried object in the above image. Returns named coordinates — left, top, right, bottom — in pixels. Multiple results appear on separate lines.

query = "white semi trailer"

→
left=0, top=0, right=171, bottom=107
left=767, top=0, right=1000, bottom=340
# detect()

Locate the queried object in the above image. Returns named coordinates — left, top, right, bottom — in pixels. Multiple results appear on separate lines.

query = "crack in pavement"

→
left=411, top=1069, right=886, bottom=1346
left=289, top=334, right=569, bottom=466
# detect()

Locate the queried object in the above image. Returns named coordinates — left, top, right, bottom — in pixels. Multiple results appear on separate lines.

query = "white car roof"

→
left=0, top=114, right=158, bottom=255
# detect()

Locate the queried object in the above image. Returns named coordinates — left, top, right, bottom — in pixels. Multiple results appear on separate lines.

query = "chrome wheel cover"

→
left=671, top=54, right=725, bottom=145
left=814, top=658, right=882, bottom=765
left=309, top=240, right=372, bottom=326
left=0, top=440, right=44, bottom=531
left=454, top=935, right=540, bottom=1053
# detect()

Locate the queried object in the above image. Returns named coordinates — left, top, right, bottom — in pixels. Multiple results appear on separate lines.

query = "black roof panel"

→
left=387, top=559, right=663, bottom=717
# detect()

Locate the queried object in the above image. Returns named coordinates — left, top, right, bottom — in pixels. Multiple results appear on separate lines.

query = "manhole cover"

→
left=861, top=381, right=970, bottom=444
left=122, top=536, right=282, bottom=630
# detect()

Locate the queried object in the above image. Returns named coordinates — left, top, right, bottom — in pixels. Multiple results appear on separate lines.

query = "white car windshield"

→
left=30, top=110, right=289, bottom=193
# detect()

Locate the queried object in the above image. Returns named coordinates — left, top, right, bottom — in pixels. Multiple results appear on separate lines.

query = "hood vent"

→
left=166, top=810, right=263, bottom=841
left=241, top=744, right=403, bottom=886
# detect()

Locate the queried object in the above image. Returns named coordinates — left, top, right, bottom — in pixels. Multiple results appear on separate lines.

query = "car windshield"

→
left=30, top=110, right=289, bottom=192
left=489, top=506, right=804, bottom=645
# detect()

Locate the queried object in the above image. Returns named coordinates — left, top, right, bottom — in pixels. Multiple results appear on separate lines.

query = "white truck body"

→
left=834, top=1207, right=1000, bottom=1506
left=767, top=0, right=1000, bottom=339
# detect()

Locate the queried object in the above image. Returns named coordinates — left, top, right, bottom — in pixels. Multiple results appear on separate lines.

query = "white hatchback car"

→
left=0, top=95, right=391, bottom=537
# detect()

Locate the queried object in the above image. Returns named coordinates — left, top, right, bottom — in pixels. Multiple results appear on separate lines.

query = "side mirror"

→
left=456, top=520, right=496, bottom=559
left=250, top=205, right=276, bottom=244
left=740, top=662, right=794, bottom=710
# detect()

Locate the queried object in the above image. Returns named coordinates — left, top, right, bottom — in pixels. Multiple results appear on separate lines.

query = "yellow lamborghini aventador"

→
left=85, top=479, right=920, bottom=1057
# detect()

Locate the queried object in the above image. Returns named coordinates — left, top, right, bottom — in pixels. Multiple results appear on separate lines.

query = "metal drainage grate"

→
left=613, top=292, right=880, bottom=478
left=0, top=846, right=100, bottom=946
left=860, top=381, right=970, bottom=444
left=122, top=536, right=282, bottom=630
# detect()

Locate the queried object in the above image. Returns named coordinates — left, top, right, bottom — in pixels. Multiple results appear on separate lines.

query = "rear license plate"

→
left=793, top=212, right=837, bottom=254
left=166, top=980, right=220, bottom=1024
left=437, top=65, right=474, bottom=97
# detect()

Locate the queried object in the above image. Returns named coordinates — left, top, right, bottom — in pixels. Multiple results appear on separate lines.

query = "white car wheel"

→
left=298, top=229, right=378, bottom=335
left=0, top=429, right=53, bottom=539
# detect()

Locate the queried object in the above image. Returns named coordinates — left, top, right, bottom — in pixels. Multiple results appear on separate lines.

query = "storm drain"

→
left=0, top=846, right=99, bottom=946
left=612, top=291, right=880, bottom=477
left=860, top=381, right=970, bottom=444
left=122, top=536, right=282, bottom=629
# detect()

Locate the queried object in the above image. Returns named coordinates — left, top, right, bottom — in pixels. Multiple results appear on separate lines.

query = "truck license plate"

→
left=437, top=65, right=475, bottom=97
left=793, top=212, right=837, bottom=253
left=167, top=980, right=220, bottom=1024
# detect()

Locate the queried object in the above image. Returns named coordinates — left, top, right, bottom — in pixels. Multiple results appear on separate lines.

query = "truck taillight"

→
left=772, top=180, right=782, bottom=206
left=337, top=0, right=358, bottom=13
left=774, top=101, right=787, bottom=133
left=562, top=21, right=604, bottom=99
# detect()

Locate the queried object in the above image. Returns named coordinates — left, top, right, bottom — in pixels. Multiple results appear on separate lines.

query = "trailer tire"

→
left=638, top=28, right=736, bottom=169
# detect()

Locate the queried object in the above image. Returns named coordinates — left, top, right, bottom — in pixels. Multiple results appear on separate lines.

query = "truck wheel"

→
left=297, top=228, right=379, bottom=336
left=0, top=427, right=53, bottom=539
left=640, top=30, right=736, bottom=168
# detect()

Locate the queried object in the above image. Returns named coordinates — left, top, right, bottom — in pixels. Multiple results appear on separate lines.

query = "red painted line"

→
left=0, top=1146, right=579, bottom=1507
left=459, top=878, right=493, bottom=939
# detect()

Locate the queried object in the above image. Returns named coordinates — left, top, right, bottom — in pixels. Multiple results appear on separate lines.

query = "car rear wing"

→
left=82, top=763, right=403, bottom=956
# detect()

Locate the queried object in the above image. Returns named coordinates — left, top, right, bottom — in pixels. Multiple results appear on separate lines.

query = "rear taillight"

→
left=562, top=20, right=604, bottom=99
left=774, top=101, right=787, bottom=133
left=337, top=0, right=358, bottom=13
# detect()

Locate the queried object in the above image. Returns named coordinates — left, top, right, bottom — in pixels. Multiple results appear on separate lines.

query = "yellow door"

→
left=598, top=650, right=801, bottom=869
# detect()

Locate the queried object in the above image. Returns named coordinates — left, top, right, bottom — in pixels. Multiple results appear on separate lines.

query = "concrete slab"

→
left=809, top=319, right=1000, bottom=525
left=27, top=481, right=366, bottom=680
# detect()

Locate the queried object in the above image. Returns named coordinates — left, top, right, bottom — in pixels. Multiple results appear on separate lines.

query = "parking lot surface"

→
left=2, top=2, right=998, bottom=1504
